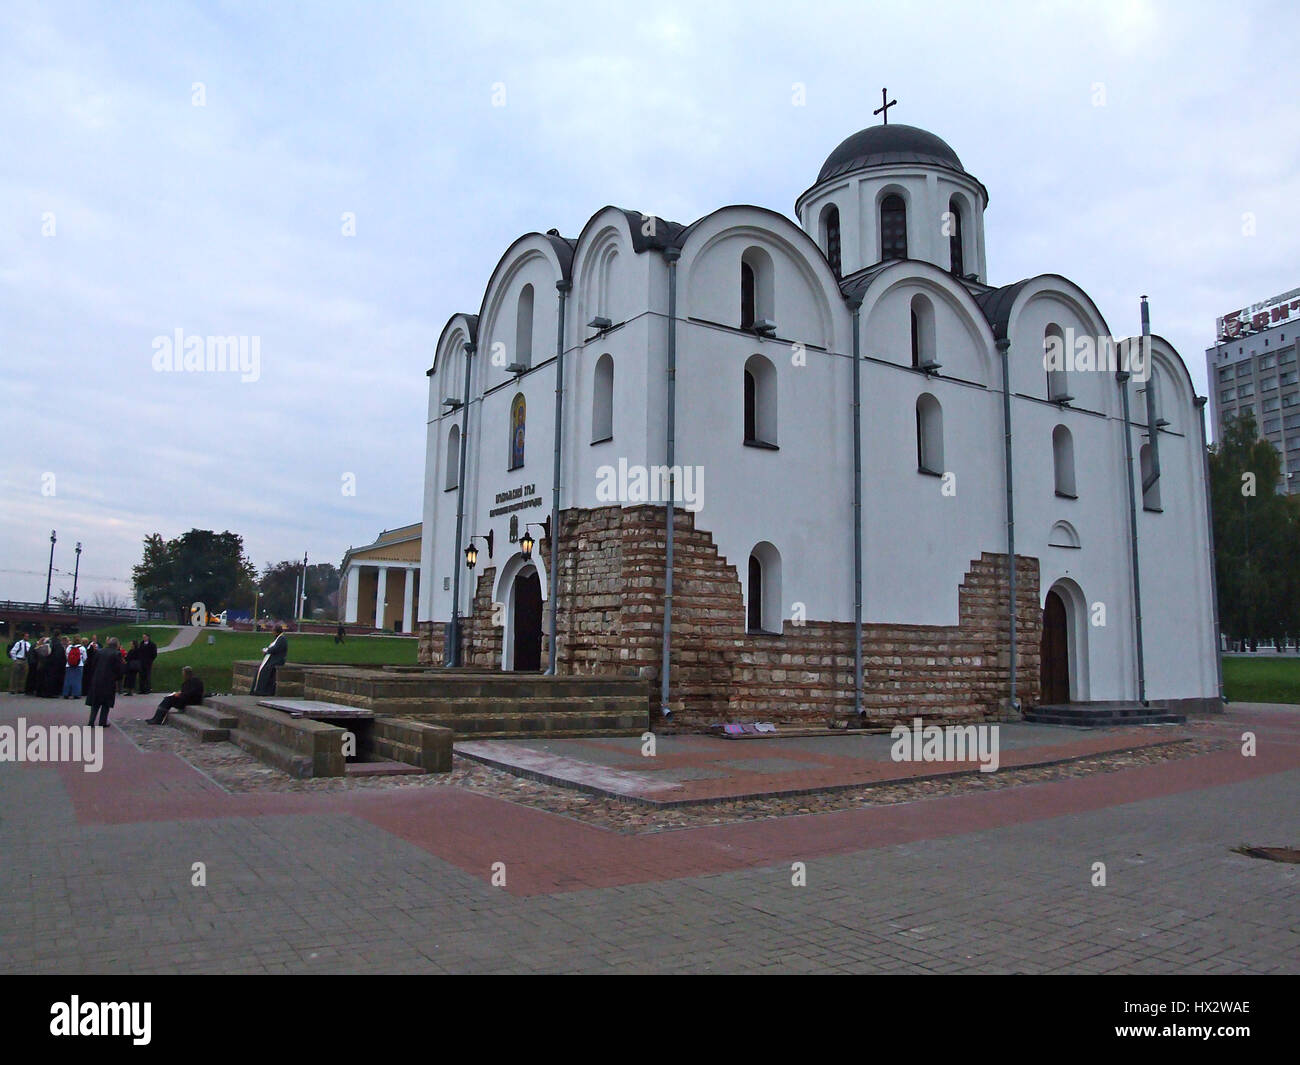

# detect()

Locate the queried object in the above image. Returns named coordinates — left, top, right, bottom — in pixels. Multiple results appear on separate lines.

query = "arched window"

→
left=820, top=203, right=842, bottom=278
left=515, top=283, right=534, bottom=366
left=445, top=424, right=461, bottom=491
left=1044, top=324, right=1071, bottom=402
left=744, top=354, right=778, bottom=447
left=880, top=194, right=907, bottom=260
left=1140, top=444, right=1161, bottom=511
left=948, top=197, right=964, bottom=276
left=592, top=353, right=614, bottom=443
left=740, top=246, right=774, bottom=330
left=747, top=542, right=783, bottom=634
left=910, top=293, right=936, bottom=370
left=508, top=393, right=526, bottom=470
left=916, top=393, right=943, bottom=474
left=1053, top=424, right=1076, bottom=498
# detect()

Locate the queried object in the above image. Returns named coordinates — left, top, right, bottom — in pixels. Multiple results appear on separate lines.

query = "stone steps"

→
left=165, top=704, right=231, bottom=742
left=229, top=728, right=315, bottom=779
left=1024, top=702, right=1186, bottom=727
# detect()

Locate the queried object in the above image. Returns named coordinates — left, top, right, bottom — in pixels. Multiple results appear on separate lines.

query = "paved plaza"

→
left=0, top=692, right=1297, bottom=974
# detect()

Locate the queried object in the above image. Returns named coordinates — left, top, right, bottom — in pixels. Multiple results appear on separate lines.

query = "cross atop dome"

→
left=873, top=87, right=897, bottom=125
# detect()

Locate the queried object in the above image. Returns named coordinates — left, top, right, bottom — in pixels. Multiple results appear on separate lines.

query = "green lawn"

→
left=1223, top=656, right=1300, bottom=705
left=70, top=623, right=181, bottom=649
left=149, top=630, right=418, bottom=694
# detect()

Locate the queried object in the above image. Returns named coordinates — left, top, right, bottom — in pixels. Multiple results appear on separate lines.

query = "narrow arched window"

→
left=740, top=247, right=774, bottom=330
left=820, top=203, right=842, bottom=277
left=508, top=392, right=526, bottom=470
left=592, top=353, right=613, bottom=443
left=910, top=294, right=935, bottom=370
left=515, top=284, right=534, bottom=366
left=1053, top=425, right=1076, bottom=498
left=445, top=424, right=461, bottom=491
left=747, top=542, right=783, bottom=634
left=1140, top=444, right=1161, bottom=511
left=1045, top=324, right=1071, bottom=402
left=916, top=393, right=943, bottom=474
left=743, top=354, right=777, bottom=446
left=948, top=197, right=964, bottom=276
left=740, top=262, right=756, bottom=330
left=881, top=194, right=907, bottom=260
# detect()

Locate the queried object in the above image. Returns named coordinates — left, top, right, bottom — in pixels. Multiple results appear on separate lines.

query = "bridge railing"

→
left=0, top=601, right=172, bottom=622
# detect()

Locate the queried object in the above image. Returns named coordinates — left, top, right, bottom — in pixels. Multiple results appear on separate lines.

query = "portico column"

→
left=344, top=565, right=360, bottom=624
left=374, top=566, right=388, bottom=629
left=402, top=566, right=415, bottom=634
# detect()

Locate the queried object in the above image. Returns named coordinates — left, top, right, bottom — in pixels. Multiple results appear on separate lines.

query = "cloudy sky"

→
left=2, top=0, right=1296, bottom=605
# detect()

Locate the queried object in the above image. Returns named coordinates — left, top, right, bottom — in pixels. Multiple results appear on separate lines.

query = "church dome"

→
left=817, top=124, right=965, bottom=184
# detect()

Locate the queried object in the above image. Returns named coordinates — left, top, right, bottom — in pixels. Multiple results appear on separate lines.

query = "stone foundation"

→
left=420, top=505, right=1040, bottom=725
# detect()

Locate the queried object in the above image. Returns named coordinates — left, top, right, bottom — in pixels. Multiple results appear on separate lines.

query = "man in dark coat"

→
left=42, top=637, right=67, bottom=698
left=138, top=633, right=159, bottom=694
left=26, top=638, right=47, bottom=695
left=86, top=637, right=123, bottom=727
left=251, top=625, right=288, bottom=695
left=82, top=636, right=98, bottom=696
left=121, top=641, right=142, bottom=695
left=148, top=666, right=204, bottom=724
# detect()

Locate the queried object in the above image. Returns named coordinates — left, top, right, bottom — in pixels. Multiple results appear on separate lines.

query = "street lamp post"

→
left=71, top=542, right=82, bottom=609
left=44, top=530, right=56, bottom=609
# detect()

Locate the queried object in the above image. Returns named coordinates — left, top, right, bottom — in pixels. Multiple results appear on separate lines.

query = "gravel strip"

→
left=117, top=718, right=1228, bottom=834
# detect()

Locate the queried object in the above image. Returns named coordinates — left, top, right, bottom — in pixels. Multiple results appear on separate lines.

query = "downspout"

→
left=659, top=247, right=681, bottom=721
left=997, top=337, right=1018, bottom=714
left=848, top=296, right=864, bottom=722
left=1139, top=296, right=1162, bottom=496
left=1194, top=396, right=1226, bottom=704
left=447, top=340, right=475, bottom=666
left=547, top=280, right=570, bottom=675
left=1117, top=365, right=1147, bottom=705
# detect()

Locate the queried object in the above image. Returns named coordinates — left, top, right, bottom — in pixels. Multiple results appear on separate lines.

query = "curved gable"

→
left=677, top=205, right=844, bottom=351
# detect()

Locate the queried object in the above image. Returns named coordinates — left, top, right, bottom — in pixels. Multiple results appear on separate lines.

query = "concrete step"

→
left=229, top=728, right=314, bottom=779
left=188, top=703, right=238, bottom=730
left=165, top=709, right=230, bottom=742
left=1024, top=702, right=1186, bottom=727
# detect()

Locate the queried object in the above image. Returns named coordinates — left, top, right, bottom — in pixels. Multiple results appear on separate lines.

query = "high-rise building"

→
left=1206, top=287, right=1300, bottom=495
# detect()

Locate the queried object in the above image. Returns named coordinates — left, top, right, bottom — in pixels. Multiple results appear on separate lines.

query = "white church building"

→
left=417, top=118, right=1222, bottom=724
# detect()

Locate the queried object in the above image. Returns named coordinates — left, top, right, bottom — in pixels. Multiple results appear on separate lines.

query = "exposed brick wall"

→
left=419, top=504, right=1041, bottom=724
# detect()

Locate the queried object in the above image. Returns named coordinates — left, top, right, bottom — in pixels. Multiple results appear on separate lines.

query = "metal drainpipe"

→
left=1194, top=396, right=1227, bottom=704
left=848, top=297, right=864, bottom=721
left=447, top=340, right=475, bottom=667
left=1140, top=296, right=1162, bottom=496
left=547, top=281, right=570, bottom=675
left=1118, top=367, right=1147, bottom=705
left=659, top=247, right=681, bottom=722
left=997, top=337, right=1018, bottom=714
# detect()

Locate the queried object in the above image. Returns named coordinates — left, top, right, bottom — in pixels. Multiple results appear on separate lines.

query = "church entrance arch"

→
left=1039, top=578, right=1088, bottom=704
left=508, top=566, right=543, bottom=672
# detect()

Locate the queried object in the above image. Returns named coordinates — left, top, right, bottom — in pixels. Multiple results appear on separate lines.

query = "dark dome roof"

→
left=817, top=124, right=964, bottom=184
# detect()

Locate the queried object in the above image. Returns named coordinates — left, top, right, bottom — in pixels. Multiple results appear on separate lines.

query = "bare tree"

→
left=88, top=589, right=129, bottom=610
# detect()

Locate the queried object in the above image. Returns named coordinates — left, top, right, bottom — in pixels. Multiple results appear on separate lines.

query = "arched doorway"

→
left=511, top=568, right=543, bottom=672
left=1040, top=589, right=1070, bottom=703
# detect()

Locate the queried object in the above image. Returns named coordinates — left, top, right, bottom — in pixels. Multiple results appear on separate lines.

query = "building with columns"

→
left=339, top=524, right=422, bottom=633
left=418, top=118, right=1221, bottom=724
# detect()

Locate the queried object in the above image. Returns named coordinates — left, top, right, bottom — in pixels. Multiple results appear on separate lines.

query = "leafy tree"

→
left=258, top=561, right=339, bottom=621
left=132, top=530, right=258, bottom=623
left=1208, top=413, right=1300, bottom=646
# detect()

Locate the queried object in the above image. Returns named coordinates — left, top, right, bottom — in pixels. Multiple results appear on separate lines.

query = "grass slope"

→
left=149, top=630, right=417, bottom=693
left=1223, top=656, right=1300, bottom=705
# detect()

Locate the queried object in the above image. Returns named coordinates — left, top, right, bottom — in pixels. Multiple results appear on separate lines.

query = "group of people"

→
left=6, top=631, right=159, bottom=699
left=7, top=630, right=202, bottom=727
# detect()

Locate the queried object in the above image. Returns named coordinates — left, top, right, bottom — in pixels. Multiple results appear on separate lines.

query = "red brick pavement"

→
left=22, top=703, right=1300, bottom=897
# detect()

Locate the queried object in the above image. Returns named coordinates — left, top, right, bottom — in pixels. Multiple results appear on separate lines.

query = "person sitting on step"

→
left=148, top=666, right=204, bottom=725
